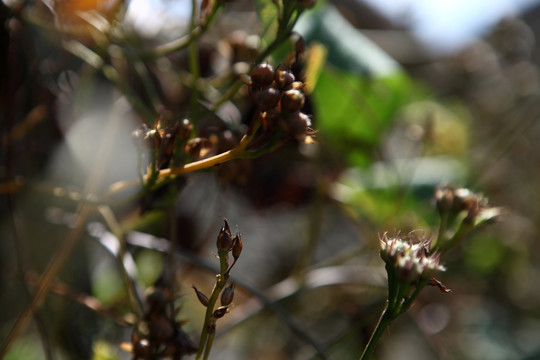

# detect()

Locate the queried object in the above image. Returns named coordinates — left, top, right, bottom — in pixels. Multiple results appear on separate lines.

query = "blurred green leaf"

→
left=135, top=249, right=164, bottom=287
left=254, top=0, right=279, bottom=46
left=92, top=269, right=125, bottom=306
left=464, top=235, right=506, bottom=274
left=313, top=68, right=425, bottom=167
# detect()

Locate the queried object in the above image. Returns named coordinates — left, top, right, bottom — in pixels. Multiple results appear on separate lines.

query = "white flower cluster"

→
left=380, top=233, right=445, bottom=282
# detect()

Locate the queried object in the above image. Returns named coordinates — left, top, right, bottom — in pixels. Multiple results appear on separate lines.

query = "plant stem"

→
left=97, top=205, right=144, bottom=322
left=358, top=304, right=393, bottom=360
left=195, top=273, right=228, bottom=359
left=189, top=0, right=201, bottom=122
left=202, top=324, right=216, bottom=360
left=146, top=5, right=222, bottom=58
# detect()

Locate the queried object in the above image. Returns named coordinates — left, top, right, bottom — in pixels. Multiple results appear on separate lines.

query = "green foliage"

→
left=314, top=68, right=425, bottom=167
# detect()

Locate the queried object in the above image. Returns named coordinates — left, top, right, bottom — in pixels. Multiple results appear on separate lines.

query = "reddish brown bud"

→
left=232, top=234, right=243, bottom=260
left=281, top=89, right=305, bottom=112
left=178, top=118, right=193, bottom=140
left=144, top=128, right=162, bottom=150
left=256, top=87, right=282, bottom=111
left=185, top=137, right=212, bottom=158
left=250, top=63, right=275, bottom=87
left=283, top=111, right=309, bottom=140
left=275, top=70, right=295, bottom=89
left=192, top=285, right=209, bottom=307
left=213, top=306, right=229, bottom=319
left=220, top=283, right=235, bottom=306
left=216, top=220, right=233, bottom=251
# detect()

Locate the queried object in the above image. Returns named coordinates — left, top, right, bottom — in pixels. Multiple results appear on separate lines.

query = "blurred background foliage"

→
left=1, top=0, right=540, bottom=359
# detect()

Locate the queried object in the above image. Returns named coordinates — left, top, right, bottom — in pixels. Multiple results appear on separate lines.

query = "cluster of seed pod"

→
left=246, top=63, right=315, bottom=143
left=132, top=118, right=194, bottom=170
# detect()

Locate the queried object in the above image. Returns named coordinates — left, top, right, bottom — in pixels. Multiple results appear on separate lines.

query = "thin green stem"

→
left=358, top=305, right=393, bottom=360
left=97, top=205, right=144, bottom=322
left=202, top=324, right=216, bottom=360
left=195, top=250, right=229, bottom=360
left=144, top=3, right=222, bottom=59
left=189, top=0, right=201, bottom=122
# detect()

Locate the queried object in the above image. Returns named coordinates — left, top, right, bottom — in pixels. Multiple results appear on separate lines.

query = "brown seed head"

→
left=220, top=283, right=235, bottom=306
left=216, top=220, right=233, bottom=251
left=281, top=89, right=305, bottom=112
left=192, top=285, right=209, bottom=307
left=250, top=63, right=275, bottom=87
left=213, top=306, right=229, bottom=319
left=232, top=234, right=243, bottom=260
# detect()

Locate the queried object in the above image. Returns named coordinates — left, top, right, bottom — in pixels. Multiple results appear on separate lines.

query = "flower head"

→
left=380, top=233, right=445, bottom=282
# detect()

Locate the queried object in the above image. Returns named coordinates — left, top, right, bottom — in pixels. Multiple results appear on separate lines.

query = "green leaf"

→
left=254, top=0, right=280, bottom=46
left=313, top=67, right=425, bottom=167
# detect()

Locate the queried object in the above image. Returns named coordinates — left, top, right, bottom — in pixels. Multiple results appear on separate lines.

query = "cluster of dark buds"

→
left=132, top=118, right=194, bottom=181
left=122, top=288, right=197, bottom=360
left=245, top=62, right=315, bottom=144
left=192, top=220, right=242, bottom=360
left=434, top=184, right=503, bottom=252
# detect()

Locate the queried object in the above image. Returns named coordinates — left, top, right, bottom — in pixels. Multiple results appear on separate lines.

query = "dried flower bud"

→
left=144, top=128, right=162, bottom=150
left=216, top=220, right=233, bottom=251
left=220, top=283, right=235, bottom=306
left=255, top=87, right=282, bottom=111
left=213, top=306, right=229, bottom=319
left=275, top=69, right=295, bottom=89
left=185, top=137, right=212, bottom=158
left=434, top=184, right=454, bottom=214
left=281, top=89, right=305, bottom=112
left=178, top=118, right=193, bottom=140
left=250, top=63, right=275, bottom=87
left=232, top=234, right=243, bottom=260
left=192, top=285, right=209, bottom=307
left=283, top=111, right=309, bottom=141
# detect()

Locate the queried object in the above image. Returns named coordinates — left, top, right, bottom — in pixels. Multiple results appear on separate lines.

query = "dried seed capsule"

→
left=177, top=118, right=193, bottom=140
left=275, top=69, right=295, bottom=89
left=250, top=63, right=275, bottom=87
left=220, top=283, right=235, bottom=306
left=185, top=137, right=211, bottom=158
left=255, top=87, right=282, bottom=111
left=144, top=128, right=162, bottom=150
left=216, top=220, right=233, bottom=251
left=213, top=306, right=229, bottom=319
left=232, top=234, right=243, bottom=260
left=281, top=89, right=305, bottom=113
left=283, top=111, right=309, bottom=141
left=192, top=285, right=210, bottom=307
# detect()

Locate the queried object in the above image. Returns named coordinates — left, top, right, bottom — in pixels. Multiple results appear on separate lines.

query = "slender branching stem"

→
left=358, top=304, right=393, bottom=360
